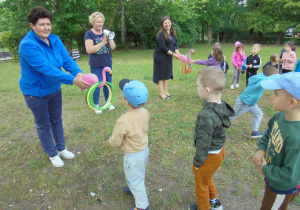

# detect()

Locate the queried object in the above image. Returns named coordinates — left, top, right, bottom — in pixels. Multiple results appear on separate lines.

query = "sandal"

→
left=159, top=95, right=170, bottom=100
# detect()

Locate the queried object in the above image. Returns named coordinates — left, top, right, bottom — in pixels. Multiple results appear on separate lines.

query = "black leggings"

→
left=282, top=69, right=292, bottom=74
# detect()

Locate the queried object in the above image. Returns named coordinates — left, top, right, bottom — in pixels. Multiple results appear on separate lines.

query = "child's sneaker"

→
left=210, top=199, right=223, bottom=209
left=189, top=204, right=198, bottom=210
left=58, top=149, right=75, bottom=159
left=251, top=131, right=263, bottom=138
left=109, top=104, right=115, bottom=110
left=49, top=155, right=64, bottom=167
left=235, top=83, right=239, bottom=88
left=124, top=186, right=133, bottom=195
left=230, top=85, right=234, bottom=89
left=130, top=206, right=149, bottom=210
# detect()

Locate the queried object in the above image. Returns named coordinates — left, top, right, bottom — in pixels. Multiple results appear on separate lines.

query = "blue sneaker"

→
left=124, top=186, right=133, bottom=195
left=210, top=199, right=223, bottom=209
left=251, top=131, right=263, bottom=138
left=189, top=204, right=198, bottom=210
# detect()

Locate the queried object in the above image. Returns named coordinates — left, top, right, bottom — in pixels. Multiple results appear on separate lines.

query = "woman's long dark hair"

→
left=156, top=16, right=177, bottom=40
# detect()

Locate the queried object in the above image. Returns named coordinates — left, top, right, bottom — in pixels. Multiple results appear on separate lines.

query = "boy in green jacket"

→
left=189, top=66, right=235, bottom=210
left=253, top=72, right=300, bottom=209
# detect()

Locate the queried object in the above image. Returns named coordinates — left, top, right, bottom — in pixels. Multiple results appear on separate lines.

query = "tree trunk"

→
left=107, top=0, right=121, bottom=30
left=207, top=23, right=212, bottom=44
left=248, top=28, right=254, bottom=44
left=217, top=33, right=219, bottom=42
left=276, top=32, right=281, bottom=44
left=121, top=0, right=126, bottom=50
left=201, top=22, right=205, bottom=43
left=223, top=32, right=226, bottom=42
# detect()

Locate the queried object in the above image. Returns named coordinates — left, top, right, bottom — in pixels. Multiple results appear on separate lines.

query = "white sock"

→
left=210, top=198, right=218, bottom=204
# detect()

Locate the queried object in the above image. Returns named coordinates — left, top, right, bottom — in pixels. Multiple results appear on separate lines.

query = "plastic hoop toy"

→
left=85, top=81, right=116, bottom=111
left=178, top=49, right=195, bottom=74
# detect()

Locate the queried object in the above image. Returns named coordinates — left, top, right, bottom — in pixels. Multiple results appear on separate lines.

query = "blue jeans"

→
left=23, top=90, right=65, bottom=157
left=90, top=66, right=112, bottom=105
left=124, top=147, right=149, bottom=209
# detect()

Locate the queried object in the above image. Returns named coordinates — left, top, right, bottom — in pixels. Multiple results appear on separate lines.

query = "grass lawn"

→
left=0, top=43, right=299, bottom=209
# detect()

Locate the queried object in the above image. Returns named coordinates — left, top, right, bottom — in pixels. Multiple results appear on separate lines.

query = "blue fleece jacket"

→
left=238, top=73, right=279, bottom=106
left=295, top=59, right=300, bottom=72
left=19, top=30, right=82, bottom=98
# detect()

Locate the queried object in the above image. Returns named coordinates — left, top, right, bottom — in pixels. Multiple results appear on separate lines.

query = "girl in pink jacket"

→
left=281, top=41, right=296, bottom=74
left=230, top=41, right=246, bottom=89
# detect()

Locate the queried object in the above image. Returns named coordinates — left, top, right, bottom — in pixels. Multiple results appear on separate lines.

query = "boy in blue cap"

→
left=104, top=79, right=150, bottom=210
left=253, top=72, right=300, bottom=209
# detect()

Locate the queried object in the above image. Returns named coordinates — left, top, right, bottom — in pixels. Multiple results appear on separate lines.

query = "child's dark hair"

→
left=28, top=7, right=52, bottom=25
left=270, top=53, right=279, bottom=63
left=263, top=65, right=278, bottom=76
left=212, top=43, right=224, bottom=64
left=285, top=41, right=296, bottom=51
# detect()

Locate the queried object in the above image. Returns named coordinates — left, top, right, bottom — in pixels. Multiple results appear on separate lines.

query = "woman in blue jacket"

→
left=19, top=7, right=89, bottom=167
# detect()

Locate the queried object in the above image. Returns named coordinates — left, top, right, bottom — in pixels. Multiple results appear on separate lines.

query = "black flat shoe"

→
left=159, top=95, right=170, bottom=100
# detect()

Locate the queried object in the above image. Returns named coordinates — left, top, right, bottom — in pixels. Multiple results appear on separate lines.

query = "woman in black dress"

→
left=153, top=16, right=179, bottom=99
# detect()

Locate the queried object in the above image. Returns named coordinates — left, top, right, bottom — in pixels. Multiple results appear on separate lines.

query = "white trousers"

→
left=124, top=147, right=149, bottom=209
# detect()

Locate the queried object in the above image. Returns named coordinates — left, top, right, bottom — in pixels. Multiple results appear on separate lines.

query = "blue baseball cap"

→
left=119, top=79, right=148, bottom=107
left=261, top=72, right=300, bottom=100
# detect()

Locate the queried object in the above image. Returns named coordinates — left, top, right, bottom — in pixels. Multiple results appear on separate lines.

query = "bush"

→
left=0, top=30, right=25, bottom=61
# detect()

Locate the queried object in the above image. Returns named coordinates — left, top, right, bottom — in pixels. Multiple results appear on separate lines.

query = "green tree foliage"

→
left=0, top=0, right=119, bottom=60
left=1, top=0, right=300, bottom=61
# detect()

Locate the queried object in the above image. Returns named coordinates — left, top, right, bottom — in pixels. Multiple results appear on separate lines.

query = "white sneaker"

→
left=230, top=85, right=234, bottom=89
left=95, top=109, right=102, bottom=114
left=109, top=105, right=115, bottom=110
left=94, top=105, right=102, bottom=114
left=58, top=149, right=75, bottom=159
left=49, top=155, right=64, bottom=167
left=235, top=84, right=239, bottom=88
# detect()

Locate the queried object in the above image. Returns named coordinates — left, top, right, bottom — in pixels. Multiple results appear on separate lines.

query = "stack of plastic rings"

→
left=85, top=81, right=116, bottom=111
left=182, top=53, right=193, bottom=74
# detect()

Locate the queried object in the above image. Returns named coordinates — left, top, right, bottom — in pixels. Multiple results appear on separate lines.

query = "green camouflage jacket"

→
left=193, top=100, right=235, bottom=167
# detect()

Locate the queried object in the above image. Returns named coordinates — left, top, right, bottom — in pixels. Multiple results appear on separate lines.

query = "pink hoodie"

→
left=231, top=41, right=246, bottom=68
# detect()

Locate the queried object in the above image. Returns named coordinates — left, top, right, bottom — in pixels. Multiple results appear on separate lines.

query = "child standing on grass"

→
left=253, top=72, right=300, bottom=210
left=263, top=53, right=279, bottom=70
left=281, top=41, right=296, bottom=74
left=221, top=54, right=229, bottom=77
left=245, top=44, right=262, bottom=86
left=230, top=41, right=246, bottom=89
left=104, top=79, right=150, bottom=210
left=279, top=48, right=286, bottom=74
left=230, top=65, right=279, bottom=139
left=189, top=43, right=223, bottom=68
left=189, top=66, right=235, bottom=210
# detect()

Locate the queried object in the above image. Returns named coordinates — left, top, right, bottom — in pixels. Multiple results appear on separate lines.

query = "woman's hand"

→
left=73, top=74, right=90, bottom=89
left=173, top=53, right=179, bottom=59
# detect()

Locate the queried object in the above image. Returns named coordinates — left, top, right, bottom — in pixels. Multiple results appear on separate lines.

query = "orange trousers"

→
left=193, top=147, right=225, bottom=210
